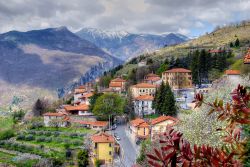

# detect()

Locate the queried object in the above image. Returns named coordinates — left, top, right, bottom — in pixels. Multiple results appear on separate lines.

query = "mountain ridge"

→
left=76, top=27, right=189, bottom=60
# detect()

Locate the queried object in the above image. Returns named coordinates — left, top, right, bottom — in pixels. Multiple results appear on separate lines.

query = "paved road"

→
left=114, top=124, right=138, bottom=167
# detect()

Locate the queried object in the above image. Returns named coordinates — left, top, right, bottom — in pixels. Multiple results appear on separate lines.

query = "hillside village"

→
left=39, top=46, right=248, bottom=166
left=0, top=21, right=250, bottom=167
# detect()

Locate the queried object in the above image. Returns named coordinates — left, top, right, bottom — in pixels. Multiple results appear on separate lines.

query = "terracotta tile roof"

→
left=74, top=89, right=86, bottom=94
left=102, top=87, right=118, bottom=93
left=130, top=118, right=148, bottom=127
left=111, top=78, right=126, bottom=82
left=244, top=49, right=250, bottom=64
left=225, top=70, right=240, bottom=75
left=209, top=49, right=224, bottom=53
left=146, top=73, right=159, bottom=78
left=43, top=112, right=66, bottom=117
left=64, top=104, right=89, bottom=111
left=73, top=120, right=108, bottom=127
left=150, top=115, right=178, bottom=125
left=79, top=93, right=93, bottom=99
left=109, top=82, right=122, bottom=87
left=135, top=95, right=154, bottom=101
left=133, top=83, right=156, bottom=88
left=145, top=76, right=161, bottom=82
left=77, top=85, right=85, bottom=89
left=91, top=132, right=115, bottom=143
left=164, top=68, right=191, bottom=73
left=138, top=122, right=149, bottom=128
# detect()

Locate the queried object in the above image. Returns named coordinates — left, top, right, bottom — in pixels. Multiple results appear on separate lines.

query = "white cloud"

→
left=0, top=0, right=249, bottom=36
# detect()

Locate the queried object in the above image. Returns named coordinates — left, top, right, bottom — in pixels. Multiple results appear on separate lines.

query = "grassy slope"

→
left=154, top=22, right=250, bottom=59
left=117, top=22, right=250, bottom=75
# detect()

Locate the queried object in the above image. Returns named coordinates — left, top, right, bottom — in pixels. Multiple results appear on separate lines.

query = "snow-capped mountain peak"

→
left=78, top=27, right=129, bottom=39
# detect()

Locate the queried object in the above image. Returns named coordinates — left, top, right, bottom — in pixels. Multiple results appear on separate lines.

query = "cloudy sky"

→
left=0, top=0, right=250, bottom=37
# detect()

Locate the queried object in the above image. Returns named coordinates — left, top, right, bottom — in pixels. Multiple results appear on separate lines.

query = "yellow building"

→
left=130, top=83, right=156, bottom=98
left=150, top=116, right=178, bottom=140
left=162, top=68, right=192, bottom=90
left=90, top=132, right=115, bottom=165
left=129, top=118, right=150, bottom=142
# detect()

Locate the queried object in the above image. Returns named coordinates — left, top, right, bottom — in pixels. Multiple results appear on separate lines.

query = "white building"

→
left=43, top=112, right=69, bottom=127
left=134, top=95, right=155, bottom=116
left=225, top=70, right=241, bottom=82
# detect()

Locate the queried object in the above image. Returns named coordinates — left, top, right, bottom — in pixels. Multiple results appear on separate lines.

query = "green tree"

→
left=156, top=63, right=168, bottom=75
left=153, top=82, right=165, bottom=114
left=126, top=90, right=136, bottom=120
left=235, top=38, right=240, bottom=47
left=99, top=75, right=112, bottom=88
left=162, top=83, right=177, bottom=116
left=93, top=93, right=125, bottom=121
left=229, top=42, right=234, bottom=47
left=78, top=150, right=89, bottom=167
left=89, top=87, right=103, bottom=112
left=191, top=50, right=200, bottom=85
left=153, top=82, right=177, bottom=116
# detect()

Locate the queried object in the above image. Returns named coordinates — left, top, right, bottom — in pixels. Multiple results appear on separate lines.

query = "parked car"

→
left=112, top=124, right=117, bottom=130
left=115, top=135, right=121, bottom=141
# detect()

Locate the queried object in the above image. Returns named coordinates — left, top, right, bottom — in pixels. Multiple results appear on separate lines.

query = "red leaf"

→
left=161, top=145, right=173, bottom=152
left=163, top=150, right=176, bottom=161
left=147, top=154, right=160, bottom=161
left=154, top=148, right=163, bottom=161
left=182, top=160, right=190, bottom=167
left=236, top=118, right=250, bottom=124
left=148, top=160, right=162, bottom=167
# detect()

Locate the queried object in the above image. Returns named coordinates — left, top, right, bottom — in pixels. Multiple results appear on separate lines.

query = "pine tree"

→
left=153, top=82, right=165, bottom=114
left=229, top=42, right=234, bottom=48
left=162, top=83, right=177, bottom=116
left=191, top=50, right=199, bottom=85
left=235, top=38, right=240, bottom=47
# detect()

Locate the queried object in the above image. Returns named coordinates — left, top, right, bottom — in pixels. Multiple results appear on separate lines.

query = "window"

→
left=94, top=143, right=97, bottom=149
left=109, top=143, right=112, bottom=147
left=109, top=151, right=112, bottom=155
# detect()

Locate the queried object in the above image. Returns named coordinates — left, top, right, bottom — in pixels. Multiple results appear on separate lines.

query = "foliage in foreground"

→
left=147, top=85, right=250, bottom=166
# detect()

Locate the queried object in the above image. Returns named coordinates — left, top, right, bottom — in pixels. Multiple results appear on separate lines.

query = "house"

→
left=78, top=93, right=93, bottom=105
left=138, top=61, right=146, bottom=67
left=130, top=83, right=156, bottom=98
left=244, top=48, right=250, bottom=64
left=162, top=68, right=192, bottom=90
left=150, top=115, right=178, bottom=140
left=74, top=86, right=87, bottom=104
left=134, top=95, right=155, bottom=116
left=225, top=70, right=241, bottom=80
left=109, top=78, right=127, bottom=93
left=64, top=104, right=93, bottom=116
left=90, top=132, right=116, bottom=165
left=144, top=73, right=162, bottom=85
left=43, top=112, right=70, bottom=127
left=72, top=120, right=108, bottom=131
left=129, top=118, right=150, bottom=142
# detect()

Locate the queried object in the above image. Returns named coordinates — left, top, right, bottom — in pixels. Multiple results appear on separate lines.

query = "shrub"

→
left=53, top=131, right=60, bottom=137
left=55, top=138, right=63, bottom=143
left=0, top=129, right=15, bottom=140
left=28, top=130, right=36, bottom=135
left=44, top=131, right=51, bottom=136
left=36, top=136, right=46, bottom=142
left=95, top=159, right=102, bottom=167
left=25, top=135, right=35, bottom=141
left=69, top=133, right=78, bottom=138
left=16, top=134, right=25, bottom=140
left=73, top=140, right=82, bottom=146
left=44, top=137, right=52, bottom=143
left=78, top=150, right=89, bottom=167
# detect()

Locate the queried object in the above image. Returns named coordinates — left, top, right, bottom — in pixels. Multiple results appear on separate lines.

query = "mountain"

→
left=0, top=27, right=121, bottom=109
left=112, top=21, right=250, bottom=77
left=75, top=28, right=189, bottom=60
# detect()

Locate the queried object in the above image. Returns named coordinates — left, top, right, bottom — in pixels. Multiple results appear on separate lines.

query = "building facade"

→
left=162, top=68, right=192, bottom=90
left=130, top=83, right=156, bottom=98
left=134, top=95, right=155, bottom=116
left=129, top=118, right=150, bottom=142
left=90, top=132, right=115, bottom=165
left=109, top=78, right=127, bottom=93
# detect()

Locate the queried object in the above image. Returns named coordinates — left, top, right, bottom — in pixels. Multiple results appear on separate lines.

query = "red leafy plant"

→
left=147, top=85, right=249, bottom=167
